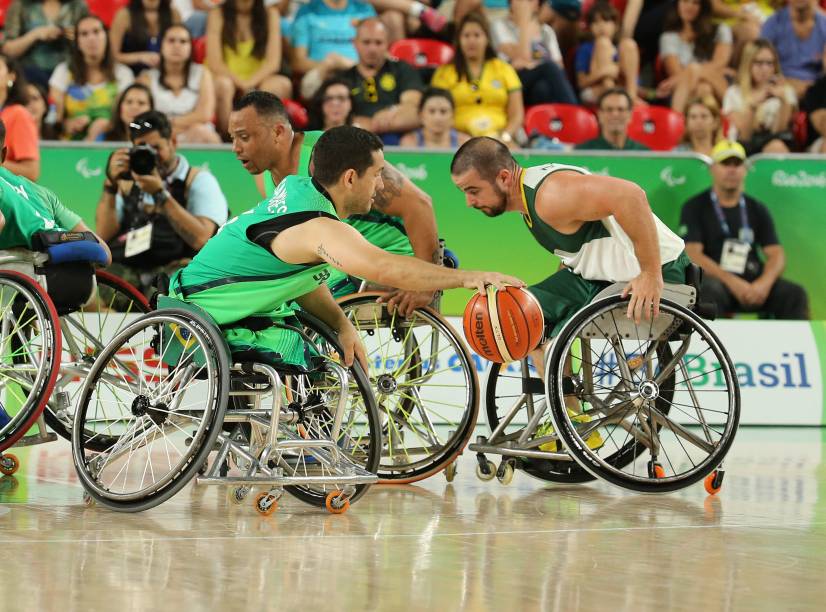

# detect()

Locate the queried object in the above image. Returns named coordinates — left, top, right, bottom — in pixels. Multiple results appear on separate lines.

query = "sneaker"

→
left=535, top=413, right=604, bottom=452
left=421, top=7, right=447, bottom=32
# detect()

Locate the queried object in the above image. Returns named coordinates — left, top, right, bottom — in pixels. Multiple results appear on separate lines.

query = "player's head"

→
left=0, top=118, right=6, bottom=164
left=229, top=90, right=293, bottom=175
left=312, top=126, right=385, bottom=217
left=450, top=137, right=517, bottom=217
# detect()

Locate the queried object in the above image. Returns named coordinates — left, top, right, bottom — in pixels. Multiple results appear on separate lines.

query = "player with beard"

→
left=236, top=91, right=439, bottom=317
left=450, top=136, right=690, bottom=340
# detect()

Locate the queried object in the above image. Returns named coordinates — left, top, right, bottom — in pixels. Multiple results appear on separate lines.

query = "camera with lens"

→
left=128, top=144, right=158, bottom=176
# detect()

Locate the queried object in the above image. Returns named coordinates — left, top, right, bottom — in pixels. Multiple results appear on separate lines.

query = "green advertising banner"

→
left=38, top=146, right=822, bottom=316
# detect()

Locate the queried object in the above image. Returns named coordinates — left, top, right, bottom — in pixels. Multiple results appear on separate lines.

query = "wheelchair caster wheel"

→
left=444, top=461, right=457, bottom=483
left=704, top=470, right=724, bottom=495
left=648, top=461, right=666, bottom=479
left=0, top=453, right=19, bottom=476
left=229, top=486, right=250, bottom=505
left=325, top=491, right=350, bottom=514
left=475, top=460, right=496, bottom=482
left=254, top=492, right=278, bottom=516
left=496, top=461, right=515, bottom=485
left=82, top=492, right=95, bottom=508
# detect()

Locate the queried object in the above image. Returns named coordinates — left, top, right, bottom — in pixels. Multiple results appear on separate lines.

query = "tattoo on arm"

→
left=372, top=165, right=404, bottom=211
left=317, top=243, right=343, bottom=267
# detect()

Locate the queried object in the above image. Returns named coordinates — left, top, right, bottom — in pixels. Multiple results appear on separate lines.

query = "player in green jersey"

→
left=171, top=126, right=522, bottom=371
left=0, top=118, right=110, bottom=262
left=238, top=92, right=439, bottom=316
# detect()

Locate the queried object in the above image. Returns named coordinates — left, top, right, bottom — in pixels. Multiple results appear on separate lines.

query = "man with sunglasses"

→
left=243, top=91, right=441, bottom=316
left=339, top=18, right=423, bottom=145
left=96, top=110, right=229, bottom=296
left=679, top=140, right=808, bottom=319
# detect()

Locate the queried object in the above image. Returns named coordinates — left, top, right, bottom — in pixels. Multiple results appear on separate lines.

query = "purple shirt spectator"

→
left=761, top=7, right=826, bottom=82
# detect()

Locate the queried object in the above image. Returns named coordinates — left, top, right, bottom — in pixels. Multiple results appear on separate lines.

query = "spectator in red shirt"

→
left=0, top=53, right=40, bottom=181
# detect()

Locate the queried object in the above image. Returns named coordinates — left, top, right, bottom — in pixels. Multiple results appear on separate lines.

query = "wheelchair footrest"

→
left=195, top=470, right=377, bottom=487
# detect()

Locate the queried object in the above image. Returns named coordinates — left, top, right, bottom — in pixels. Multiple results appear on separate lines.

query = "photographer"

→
left=96, top=109, right=228, bottom=296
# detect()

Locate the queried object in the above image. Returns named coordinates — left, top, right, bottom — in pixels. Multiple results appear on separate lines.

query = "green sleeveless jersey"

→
left=521, top=164, right=685, bottom=282
left=263, top=130, right=412, bottom=256
left=174, top=174, right=338, bottom=324
left=0, top=167, right=77, bottom=250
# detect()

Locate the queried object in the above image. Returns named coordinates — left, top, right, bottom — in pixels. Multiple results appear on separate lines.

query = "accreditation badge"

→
left=720, top=239, right=750, bottom=274
left=124, top=222, right=153, bottom=258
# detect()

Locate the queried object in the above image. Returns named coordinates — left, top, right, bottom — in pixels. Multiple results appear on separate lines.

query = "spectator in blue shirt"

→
left=761, top=0, right=826, bottom=99
left=289, top=0, right=376, bottom=99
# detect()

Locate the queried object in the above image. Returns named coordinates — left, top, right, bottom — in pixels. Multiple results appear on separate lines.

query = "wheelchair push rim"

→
left=545, top=297, right=740, bottom=493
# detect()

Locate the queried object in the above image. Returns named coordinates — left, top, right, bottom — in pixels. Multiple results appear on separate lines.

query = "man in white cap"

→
left=679, top=140, right=808, bottom=319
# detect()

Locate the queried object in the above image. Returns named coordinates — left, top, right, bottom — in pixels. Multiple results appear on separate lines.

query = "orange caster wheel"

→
left=704, top=470, right=724, bottom=495
left=254, top=492, right=279, bottom=516
left=648, top=461, right=665, bottom=479
left=325, top=491, right=350, bottom=514
left=0, top=454, right=19, bottom=476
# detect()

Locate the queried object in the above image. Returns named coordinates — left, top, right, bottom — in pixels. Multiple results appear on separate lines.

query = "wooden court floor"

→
left=1, top=427, right=825, bottom=611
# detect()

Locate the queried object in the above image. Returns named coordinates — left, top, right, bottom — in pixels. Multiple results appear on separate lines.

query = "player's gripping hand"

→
left=337, top=320, right=368, bottom=372
left=462, top=271, right=526, bottom=296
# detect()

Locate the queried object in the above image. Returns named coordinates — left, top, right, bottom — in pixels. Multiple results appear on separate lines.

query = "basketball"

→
left=462, top=285, right=545, bottom=363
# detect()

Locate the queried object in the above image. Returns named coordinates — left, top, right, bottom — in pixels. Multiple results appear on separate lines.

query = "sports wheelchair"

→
left=71, top=297, right=380, bottom=514
left=0, top=241, right=149, bottom=476
left=474, top=265, right=740, bottom=494
left=331, top=242, right=479, bottom=483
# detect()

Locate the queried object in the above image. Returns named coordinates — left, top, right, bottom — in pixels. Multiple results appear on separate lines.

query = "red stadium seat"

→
left=0, top=0, right=11, bottom=29
left=87, top=0, right=129, bottom=27
left=192, top=37, right=207, bottom=64
left=284, top=99, right=308, bottom=130
left=628, top=104, right=685, bottom=150
left=793, top=110, right=808, bottom=150
left=389, top=38, right=454, bottom=69
left=524, top=104, right=599, bottom=144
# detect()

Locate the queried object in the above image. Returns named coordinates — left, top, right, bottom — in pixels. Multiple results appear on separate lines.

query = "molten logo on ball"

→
left=462, top=286, right=544, bottom=363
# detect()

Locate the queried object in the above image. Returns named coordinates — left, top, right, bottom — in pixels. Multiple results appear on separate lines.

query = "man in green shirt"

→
left=245, top=91, right=439, bottom=316
left=173, top=125, right=521, bottom=371
left=575, top=88, right=649, bottom=151
left=0, top=118, right=110, bottom=262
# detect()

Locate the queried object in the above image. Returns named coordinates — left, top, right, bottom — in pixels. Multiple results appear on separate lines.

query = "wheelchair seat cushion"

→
left=222, top=316, right=324, bottom=374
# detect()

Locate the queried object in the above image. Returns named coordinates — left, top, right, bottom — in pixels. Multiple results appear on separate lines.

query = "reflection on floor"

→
left=1, top=427, right=825, bottom=611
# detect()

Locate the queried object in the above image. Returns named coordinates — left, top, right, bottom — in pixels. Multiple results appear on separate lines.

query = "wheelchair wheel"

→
left=0, top=270, right=62, bottom=452
left=48, top=270, right=151, bottom=447
left=336, top=294, right=478, bottom=483
left=72, top=309, right=230, bottom=512
left=546, top=296, right=740, bottom=493
left=485, top=360, right=595, bottom=484
left=277, top=310, right=381, bottom=505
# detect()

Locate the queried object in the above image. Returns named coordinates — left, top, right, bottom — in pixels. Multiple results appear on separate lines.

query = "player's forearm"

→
left=367, top=251, right=470, bottom=292
left=401, top=194, right=440, bottom=265
left=295, top=285, right=349, bottom=332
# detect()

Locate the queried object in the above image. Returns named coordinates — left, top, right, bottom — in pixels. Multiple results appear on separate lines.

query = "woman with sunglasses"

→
left=48, top=15, right=134, bottom=141
left=723, top=38, right=796, bottom=153
left=139, top=24, right=220, bottom=143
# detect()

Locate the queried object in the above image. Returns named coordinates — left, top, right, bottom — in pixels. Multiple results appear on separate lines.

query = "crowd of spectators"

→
left=0, top=0, right=822, bottom=318
left=0, top=0, right=822, bottom=153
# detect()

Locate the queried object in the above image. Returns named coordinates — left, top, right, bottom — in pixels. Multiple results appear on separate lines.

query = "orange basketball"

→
left=462, top=286, right=545, bottom=363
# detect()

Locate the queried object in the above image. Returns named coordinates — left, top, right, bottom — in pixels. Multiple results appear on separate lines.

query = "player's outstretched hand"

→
left=622, top=270, right=664, bottom=324
left=337, top=320, right=368, bottom=372
left=377, top=289, right=435, bottom=318
left=463, top=272, right=526, bottom=296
